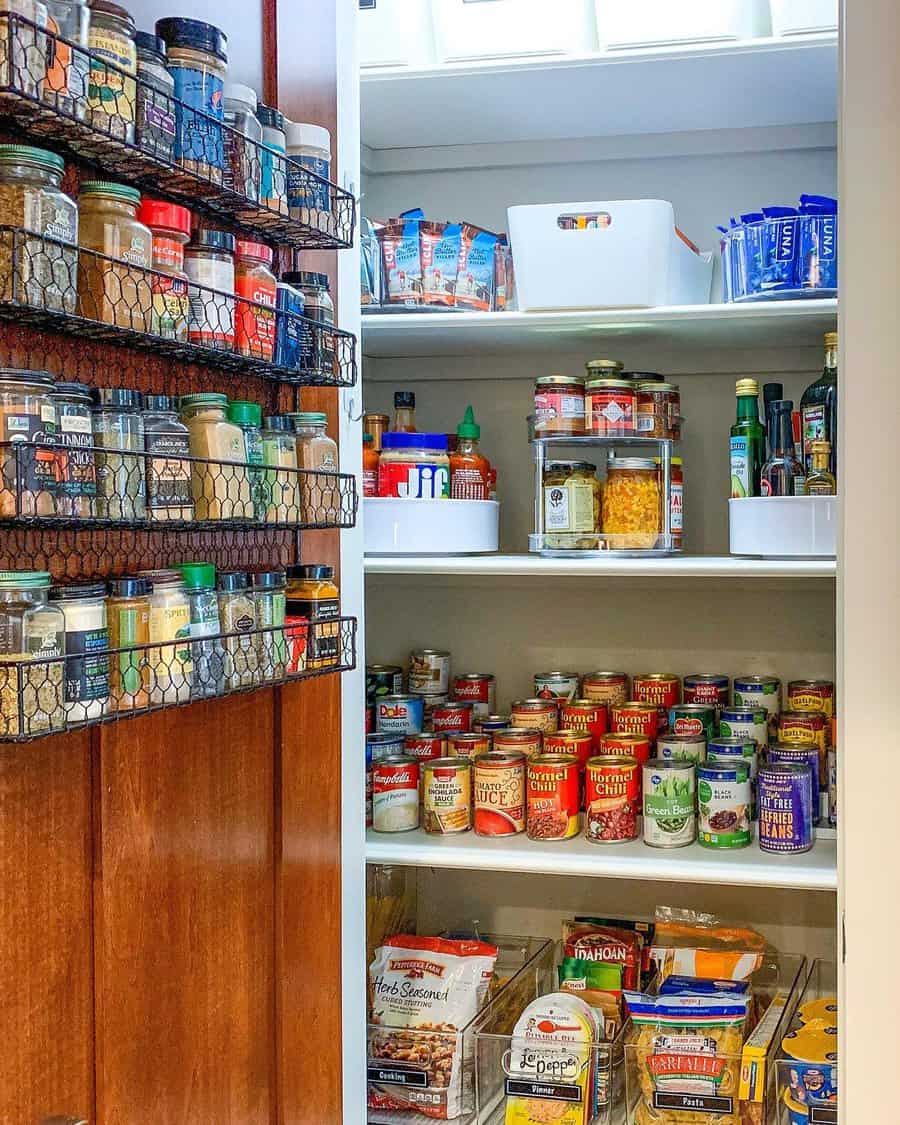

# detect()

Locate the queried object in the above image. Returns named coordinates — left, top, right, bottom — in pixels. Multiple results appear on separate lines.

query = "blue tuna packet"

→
left=760, top=206, right=799, bottom=292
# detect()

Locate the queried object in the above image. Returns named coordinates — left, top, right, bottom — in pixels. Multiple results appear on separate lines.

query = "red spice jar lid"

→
left=235, top=240, right=274, bottom=265
left=138, top=198, right=192, bottom=238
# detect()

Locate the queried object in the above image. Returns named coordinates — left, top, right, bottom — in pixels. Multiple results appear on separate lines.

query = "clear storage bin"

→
left=598, top=0, right=769, bottom=50
left=775, top=959, right=837, bottom=1124
left=431, top=0, right=595, bottom=63
left=720, top=214, right=837, bottom=302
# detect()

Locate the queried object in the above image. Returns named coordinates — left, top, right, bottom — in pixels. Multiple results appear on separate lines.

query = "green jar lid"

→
left=227, top=400, right=262, bottom=427
left=290, top=412, right=327, bottom=426
left=0, top=570, right=51, bottom=588
left=80, top=181, right=142, bottom=205
left=176, top=562, right=216, bottom=590
left=180, top=392, right=228, bottom=409
left=0, top=144, right=65, bottom=174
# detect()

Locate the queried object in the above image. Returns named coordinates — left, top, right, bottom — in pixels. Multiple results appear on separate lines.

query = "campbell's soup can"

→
left=474, top=713, right=510, bottom=733
left=365, top=739, right=373, bottom=827
left=720, top=707, right=769, bottom=753
left=403, top=732, right=446, bottom=763
left=408, top=649, right=451, bottom=693
left=510, top=698, right=559, bottom=733
left=611, top=702, right=659, bottom=745
left=544, top=730, right=594, bottom=778
left=669, top=703, right=717, bottom=743
left=367, top=731, right=406, bottom=762
left=598, top=732, right=651, bottom=774
left=423, top=758, right=472, bottom=835
left=453, top=672, right=496, bottom=717
left=526, top=754, right=580, bottom=840
left=778, top=710, right=829, bottom=782
left=534, top=670, right=581, bottom=702
left=432, top=701, right=474, bottom=734
left=656, top=732, right=706, bottom=765
left=583, top=671, right=629, bottom=708
left=633, top=673, right=681, bottom=730
left=376, top=694, right=425, bottom=735
left=474, top=750, right=526, bottom=836
left=366, top=663, right=403, bottom=705
left=768, top=739, right=821, bottom=819
left=683, top=673, right=730, bottom=715
left=560, top=699, right=608, bottom=753
left=733, top=675, right=782, bottom=738
left=415, top=691, right=449, bottom=725
left=372, top=755, right=420, bottom=833
left=757, top=762, right=814, bottom=853
left=493, top=726, right=543, bottom=758
left=585, top=755, right=640, bottom=844
left=787, top=679, right=835, bottom=720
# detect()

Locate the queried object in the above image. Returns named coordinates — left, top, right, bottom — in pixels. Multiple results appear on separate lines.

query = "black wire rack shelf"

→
left=0, top=227, right=358, bottom=388
left=0, top=14, right=356, bottom=250
left=0, top=616, right=358, bottom=742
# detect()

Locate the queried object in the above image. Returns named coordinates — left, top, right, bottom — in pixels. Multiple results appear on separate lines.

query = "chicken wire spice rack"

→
left=0, top=227, right=358, bottom=388
left=0, top=616, right=358, bottom=743
left=0, top=14, right=356, bottom=250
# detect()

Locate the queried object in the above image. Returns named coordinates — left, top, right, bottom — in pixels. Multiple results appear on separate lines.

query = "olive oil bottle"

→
left=730, top=379, right=765, bottom=498
left=800, top=331, right=838, bottom=475
left=806, top=440, right=837, bottom=495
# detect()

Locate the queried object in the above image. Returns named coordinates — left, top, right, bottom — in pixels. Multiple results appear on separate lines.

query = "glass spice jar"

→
left=286, top=563, right=340, bottom=670
left=216, top=570, right=259, bottom=689
left=282, top=270, right=335, bottom=379
left=137, top=197, right=191, bottom=342
left=636, top=380, right=681, bottom=439
left=43, top=0, right=91, bottom=119
left=0, top=368, right=58, bottom=518
left=0, top=569, right=66, bottom=737
left=106, top=575, right=150, bottom=711
left=90, top=387, right=146, bottom=520
left=180, top=392, right=253, bottom=520
left=252, top=570, right=286, bottom=682
left=51, top=380, right=97, bottom=518
left=285, top=120, right=332, bottom=216
left=184, top=229, right=236, bottom=350
left=291, top=411, right=339, bottom=523
left=542, top=460, right=600, bottom=549
left=534, top=373, right=585, bottom=435
left=0, top=0, right=48, bottom=100
left=223, top=82, right=262, bottom=202
left=174, top=561, right=224, bottom=699
left=601, top=457, right=661, bottom=550
left=49, top=581, right=109, bottom=720
left=234, top=240, right=277, bottom=360
left=257, top=102, right=287, bottom=215
left=139, top=568, right=192, bottom=704
left=77, top=181, right=153, bottom=331
left=262, top=415, right=300, bottom=524
left=87, top=0, right=137, bottom=142
left=141, top=393, right=193, bottom=521
left=226, top=400, right=267, bottom=521
left=135, top=31, right=176, bottom=161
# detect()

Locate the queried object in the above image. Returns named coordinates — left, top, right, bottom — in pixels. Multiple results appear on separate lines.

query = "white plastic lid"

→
left=224, top=83, right=258, bottom=110
left=285, top=120, right=332, bottom=155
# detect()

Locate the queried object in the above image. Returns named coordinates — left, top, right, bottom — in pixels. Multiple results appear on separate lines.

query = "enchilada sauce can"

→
left=526, top=754, right=580, bottom=841
left=560, top=698, right=608, bottom=750
left=757, top=762, right=814, bottom=853
left=422, top=758, right=472, bottom=835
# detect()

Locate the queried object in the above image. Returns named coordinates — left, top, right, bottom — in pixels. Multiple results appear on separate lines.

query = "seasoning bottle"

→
left=274, top=279, right=305, bottom=369
left=1, top=0, right=48, bottom=100
left=0, top=369, right=58, bottom=518
left=291, top=411, right=339, bottom=523
left=43, top=0, right=91, bottom=120
left=87, top=0, right=137, bottom=142
left=393, top=391, right=416, bottom=432
left=450, top=405, right=490, bottom=500
left=184, top=229, right=236, bottom=350
left=281, top=271, right=334, bottom=378
left=216, top=571, right=259, bottom=688
left=234, top=241, right=277, bottom=360
left=91, top=387, right=146, bottom=520
left=135, top=31, right=176, bottom=161
left=226, top=400, right=268, bottom=520
left=262, top=414, right=300, bottom=524
left=729, top=379, right=765, bottom=499
left=49, top=582, right=110, bottom=720
left=106, top=576, right=151, bottom=711
left=51, top=381, right=97, bottom=519
left=761, top=399, right=806, bottom=497
left=257, top=102, right=287, bottom=214
left=155, top=17, right=228, bottom=182
left=175, top=561, right=224, bottom=699
left=0, top=570, right=66, bottom=737
left=286, top=564, right=340, bottom=670
left=363, top=433, right=378, bottom=497
left=800, top=331, right=838, bottom=475
left=252, top=570, right=286, bottom=682
left=180, top=392, right=252, bottom=520
left=139, top=569, right=192, bottom=704
left=805, top=440, right=836, bottom=496
left=363, top=412, right=389, bottom=453
left=137, top=198, right=191, bottom=341
left=285, top=121, right=332, bottom=215
left=142, top=393, right=193, bottom=521
left=223, top=82, right=262, bottom=201
left=77, top=181, right=153, bottom=332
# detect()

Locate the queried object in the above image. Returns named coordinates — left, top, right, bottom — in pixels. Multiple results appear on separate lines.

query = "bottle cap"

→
left=235, top=240, right=273, bottom=265
left=0, top=144, right=65, bottom=175
left=284, top=121, right=331, bottom=153
left=188, top=229, right=236, bottom=255
left=281, top=270, right=330, bottom=290
left=394, top=391, right=415, bottom=410
left=264, top=415, right=293, bottom=432
left=216, top=571, right=250, bottom=593
left=381, top=432, right=448, bottom=452
left=50, top=581, right=108, bottom=601
left=287, top=564, right=335, bottom=582
left=155, top=17, right=228, bottom=63
left=735, top=379, right=759, bottom=396
left=108, top=577, right=151, bottom=598
left=771, top=399, right=794, bottom=413
left=80, top=181, right=141, bottom=206
left=456, top=404, right=480, bottom=440
left=135, top=31, right=167, bottom=59
left=51, top=382, right=92, bottom=400
left=824, top=331, right=838, bottom=347
left=138, top=198, right=192, bottom=238
left=289, top=411, right=327, bottom=427
left=142, top=394, right=177, bottom=412
left=137, top=569, right=184, bottom=587
left=177, top=562, right=216, bottom=590
left=227, top=400, right=263, bottom=427
left=252, top=570, right=286, bottom=590
left=224, top=83, right=257, bottom=111
left=91, top=387, right=142, bottom=410
left=257, top=103, right=286, bottom=132
left=180, top=392, right=228, bottom=409
left=0, top=570, right=50, bottom=588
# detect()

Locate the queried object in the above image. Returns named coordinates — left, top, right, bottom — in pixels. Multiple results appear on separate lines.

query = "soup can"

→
left=733, top=674, right=782, bottom=738
left=526, top=754, right=581, bottom=841
left=544, top=730, right=593, bottom=781
left=768, top=739, right=821, bottom=819
left=643, top=759, right=696, bottom=848
left=611, top=702, right=659, bottom=744
left=598, top=732, right=651, bottom=772
left=719, top=706, right=769, bottom=753
left=432, top=701, right=474, bottom=734
left=585, top=755, right=640, bottom=844
left=582, top=671, right=629, bottom=708
left=367, top=731, right=407, bottom=762
left=656, top=732, right=706, bottom=765
left=403, top=732, right=446, bottom=764
left=446, top=731, right=492, bottom=761
left=473, top=750, right=526, bottom=836
left=669, top=703, right=717, bottom=743
left=757, top=762, right=814, bottom=853
left=423, top=757, right=472, bottom=835
left=474, top=713, right=510, bottom=733
left=415, top=691, right=449, bottom=725
left=453, top=672, right=496, bottom=717
left=408, top=648, right=451, bottom=693
left=493, top=727, right=543, bottom=758
left=778, top=710, right=829, bottom=782
left=372, top=755, right=420, bottom=833
left=787, top=679, right=835, bottom=719
left=633, top=673, right=681, bottom=729
left=697, top=762, right=752, bottom=849
left=366, top=664, right=403, bottom=704
left=534, top=670, right=582, bottom=702
left=559, top=698, right=608, bottom=750
left=376, top=694, right=425, bottom=735
left=683, top=673, right=730, bottom=714
left=510, top=698, right=559, bottom=733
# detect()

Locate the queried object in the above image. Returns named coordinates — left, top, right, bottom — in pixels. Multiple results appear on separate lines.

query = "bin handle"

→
left=556, top=211, right=612, bottom=231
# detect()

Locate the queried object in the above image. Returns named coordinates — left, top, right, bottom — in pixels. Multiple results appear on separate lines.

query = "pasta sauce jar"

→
left=586, top=378, right=637, bottom=436
left=534, top=374, right=585, bottom=435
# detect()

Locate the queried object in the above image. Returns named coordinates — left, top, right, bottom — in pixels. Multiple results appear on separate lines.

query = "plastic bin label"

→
left=810, top=1109, right=837, bottom=1125
left=654, top=1092, right=733, bottom=1114
left=367, top=1064, right=428, bottom=1088
left=505, top=1079, right=582, bottom=1103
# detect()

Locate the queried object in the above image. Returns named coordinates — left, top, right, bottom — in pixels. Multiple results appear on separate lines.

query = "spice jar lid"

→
left=177, top=562, right=216, bottom=590
left=235, top=239, right=273, bottom=265
left=264, top=415, right=293, bottom=432
left=138, top=568, right=184, bottom=587
left=188, top=229, right=236, bottom=255
left=288, top=564, right=334, bottom=582
left=607, top=457, right=657, bottom=470
left=284, top=121, right=332, bottom=152
left=282, top=270, right=330, bottom=291
left=50, top=581, right=108, bottom=601
left=142, top=394, right=178, bottom=412
left=108, top=577, right=151, bottom=598
left=138, top=198, right=191, bottom=238
left=0, top=368, right=55, bottom=387
left=180, top=392, right=228, bottom=409
left=394, top=391, right=415, bottom=409
left=546, top=460, right=597, bottom=473
left=155, top=17, right=228, bottom=63
left=289, top=411, right=327, bottom=427
left=381, top=432, right=448, bottom=452
left=135, top=31, right=167, bottom=59
left=636, top=381, right=678, bottom=392
left=585, top=358, right=624, bottom=373
left=585, top=377, right=634, bottom=391
left=0, top=570, right=51, bottom=588
left=257, top=103, right=285, bottom=132
left=227, top=400, right=263, bottom=427
left=622, top=371, right=663, bottom=382
left=252, top=570, right=286, bottom=590
left=91, top=387, right=142, bottom=410
left=535, top=374, right=584, bottom=387
left=216, top=571, right=249, bottom=592
left=736, top=378, right=760, bottom=395
left=80, top=181, right=142, bottom=205
left=0, top=143, right=65, bottom=174
left=90, top=0, right=135, bottom=24
left=52, top=381, right=92, bottom=401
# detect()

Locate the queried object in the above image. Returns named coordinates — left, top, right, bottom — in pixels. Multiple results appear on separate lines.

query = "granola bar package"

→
left=456, top=224, right=498, bottom=311
left=379, top=217, right=424, bottom=305
left=421, top=221, right=462, bottom=306
left=368, top=934, right=499, bottom=1120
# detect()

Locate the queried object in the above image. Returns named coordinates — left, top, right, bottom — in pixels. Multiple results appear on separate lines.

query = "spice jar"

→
left=257, top=102, right=287, bottom=214
left=285, top=121, right=332, bottom=216
left=291, top=411, right=339, bottom=523
left=534, top=374, right=585, bottom=435
left=601, top=457, right=661, bottom=550
left=223, top=82, right=262, bottom=201
left=262, top=414, right=300, bottom=524
left=175, top=562, right=223, bottom=698
left=78, top=181, right=153, bottom=332
left=252, top=570, right=286, bottom=682
left=273, top=279, right=305, bottom=369
left=155, top=17, right=228, bottom=182
left=226, top=400, right=267, bottom=520
left=51, top=381, right=96, bottom=518
left=234, top=240, right=276, bottom=360
left=87, top=0, right=137, bottom=142
left=91, top=387, right=146, bottom=520
left=0, top=0, right=48, bottom=100
left=43, top=0, right=90, bottom=119
left=180, top=393, right=252, bottom=520
left=106, top=575, right=150, bottom=711
left=282, top=270, right=335, bottom=379
left=543, top=460, right=600, bottom=549
left=216, top=570, right=258, bottom=689
left=286, top=563, right=340, bottom=670
left=142, top=393, right=193, bottom=521
left=0, top=144, right=78, bottom=314
left=137, top=197, right=191, bottom=341
left=49, top=582, right=109, bottom=720
left=0, top=570, right=65, bottom=737
left=636, top=380, right=680, bottom=439
left=134, top=31, right=176, bottom=160
left=364, top=412, right=389, bottom=453
left=184, top=229, right=235, bottom=349
left=139, top=569, right=192, bottom=704
left=655, top=455, right=683, bottom=550
left=585, top=377, right=637, bottom=437
left=0, top=368, right=58, bottom=518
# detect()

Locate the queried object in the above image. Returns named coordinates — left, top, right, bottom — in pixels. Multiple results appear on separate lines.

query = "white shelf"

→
left=361, top=36, right=838, bottom=152
left=361, top=301, right=838, bottom=359
left=365, top=829, right=837, bottom=892
left=364, top=554, right=836, bottom=579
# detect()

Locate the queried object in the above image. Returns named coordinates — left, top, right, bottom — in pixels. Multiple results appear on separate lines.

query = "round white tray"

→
left=364, top=498, right=500, bottom=556
left=729, top=496, right=836, bottom=558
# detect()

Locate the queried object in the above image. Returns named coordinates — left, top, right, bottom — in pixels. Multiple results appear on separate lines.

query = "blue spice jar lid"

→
left=155, top=17, right=228, bottom=64
left=381, top=432, right=449, bottom=453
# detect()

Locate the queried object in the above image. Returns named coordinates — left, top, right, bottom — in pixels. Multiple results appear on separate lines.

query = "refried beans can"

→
left=583, top=671, right=629, bottom=708
left=585, top=755, right=640, bottom=844
left=493, top=727, right=543, bottom=758
left=408, top=649, right=451, bottom=693
left=534, top=670, right=582, bottom=702
left=376, top=694, right=425, bottom=735
left=733, top=674, right=782, bottom=738
left=474, top=750, right=525, bottom=836
left=423, top=758, right=472, bottom=835
left=757, top=762, right=814, bottom=853
left=367, top=731, right=407, bottom=762
left=656, top=732, right=706, bottom=765
left=683, top=673, right=730, bottom=714
left=611, top=702, right=659, bottom=745
left=767, top=739, right=821, bottom=818
left=372, top=755, right=420, bottom=833
left=403, top=732, right=446, bottom=763
left=787, top=679, right=835, bottom=720
left=778, top=710, right=829, bottom=782
left=366, top=664, right=404, bottom=704
left=510, top=698, right=559, bottom=733
left=598, top=732, right=652, bottom=770
left=526, top=754, right=580, bottom=840
left=669, top=703, right=717, bottom=743
left=560, top=698, right=608, bottom=750
left=453, top=672, right=496, bottom=717
left=432, top=701, right=474, bottom=734
left=544, top=730, right=593, bottom=773
left=474, top=713, right=510, bottom=733
left=633, top=673, right=681, bottom=729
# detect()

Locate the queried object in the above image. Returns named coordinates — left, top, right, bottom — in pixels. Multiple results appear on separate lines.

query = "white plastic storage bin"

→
left=364, top=498, right=500, bottom=555
left=770, top=0, right=838, bottom=36
left=729, top=496, right=836, bottom=557
left=598, top=0, right=770, bottom=49
left=431, top=0, right=595, bottom=63
left=359, top=0, right=435, bottom=69
left=508, top=199, right=713, bottom=311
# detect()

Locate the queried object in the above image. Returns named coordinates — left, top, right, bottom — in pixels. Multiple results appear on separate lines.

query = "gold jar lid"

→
left=735, top=378, right=759, bottom=395
left=585, top=377, right=634, bottom=391
left=585, top=358, right=624, bottom=374
left=536, top=373, right=585, bottom=387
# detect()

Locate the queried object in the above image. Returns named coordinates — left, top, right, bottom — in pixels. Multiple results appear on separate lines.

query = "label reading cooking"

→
left=505, top=1079, right=582, bottom=1103
left=367, top=1064, right=427, bottom=1088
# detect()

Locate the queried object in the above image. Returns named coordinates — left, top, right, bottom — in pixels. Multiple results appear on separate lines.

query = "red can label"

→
left=597, top=733, right=652, bottom=775
left=453, top=674, right=496, bottom=717
left=787, top=680, right=835, bottom=719
left=432, top=703, right=473, bottom=734
left=235, top=274, right=276, bottom=358
left=684, top=677, right=730, bottom=708
left=404, top=733, right=446, bottom=762
left=474, top=754, right=525, bottom=836
left=377, top=458, right=450, bottom=500
left=527, top=756, right=581, bottom=840
left=560, top=700, right=609, bottom=750
left=587, top=386, right=636, bottom=435
left=446, top=732, right=492, bottom=761
left=633, top=675, right=681, bottom=730
left=583, top=673, right=629, bottom=708
left=611, top=703, right=659, bottom=744
left=585, top=756, right=640, bottom=843
left=544, top=731, right=594, bottom=773
left=493, top=729, right=543, bottom=758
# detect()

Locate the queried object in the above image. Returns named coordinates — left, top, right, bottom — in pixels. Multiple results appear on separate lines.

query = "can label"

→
left=778, top=712, right=829, bottom=782
left=560, top=700, right=608, bottom=750
left=372, top=759, right=420, bottom=833
left=511, top=703, right=558, bottom=733
left=733, top=677, right=782, bottom=737
left=598, top=734, right=651, bottom=775
left=707, top=738, right=759, bottom=782
left=534, top=672, right=581, bottom=702
left=403, top=733, right=446, bottom=763
left=611, top=703, right=659, bottom=744
left=656, top=734, right=706, bottom=765
left=768, top=743, right=820, bottom=818
left=423, top=762, right=471, bottom=834
left=376, top=696, right=425, bottom=736
left=669, top=704, right=717, bottom=743
left=367, top=732, right=406, bottom=761
left=169, top=64, right=224, bottom=168
left=544, top=731, right=593, bottom=774
left=585, top=757, right=640, bottom=843
left=587, top=386, right=636, bottom=434
left=787, top=680, right=835, bottom=719
left=527, top=758, right=580, bottom=840
left=720, top=707, right=768, bottom=750
left=583, top=673, right=629, bottom=708
left=683, top=675, right=730, bottom=711
left=493, top=729, right=543, bottom=758
left=697, top=765, right=752, bottom=849
left=366, top=665, right=404, bottom=705
left=453, top=674, right=495, bottom=717
left=758, top=766, right=814, bottom=853
left=474, top=757, right=525, bottom=836
left=643, top=763, right=696, bottom=848
left=633, top=674, right=681, bottom=729
left=446, top=732, right=492, bottom=762
left=235, top=274, right=277, bottom=358
left=409, top=650, right=451, bottom=693
left=432, top=703, right=473, bottom=734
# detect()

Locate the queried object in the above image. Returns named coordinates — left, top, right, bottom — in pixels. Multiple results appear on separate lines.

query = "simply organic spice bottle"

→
left=180, top=393, right=253, bottom=520
left=216, top=571, right=259, bottom=689
left=0, top=368, right=59, bottom=518
left=106, top=576, right=151, bottom=712
left=139, top=569, right=193, bottom=705
left=0, top=570, right=66, bottom=737
left=175, top=561, right=224, bottom=699
left=286, top=564, right=340, bottom=670
left=87, top=0, right=137, bottom=142
left=252, top=570, right=287, bottom=682
left=226, top=400, right=268, bottom=520
left=77, top=181, right=153, bottom=332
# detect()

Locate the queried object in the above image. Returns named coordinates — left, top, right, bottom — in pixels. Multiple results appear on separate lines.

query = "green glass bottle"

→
left=800, top=331, right=838, bottom=475
left=730, top=379, right=765, bottom=498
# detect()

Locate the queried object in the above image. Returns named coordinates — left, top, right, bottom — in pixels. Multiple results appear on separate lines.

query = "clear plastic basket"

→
left=775, top=959, right=838, bottom=1125
left=720, top=216, right=837, bottom=303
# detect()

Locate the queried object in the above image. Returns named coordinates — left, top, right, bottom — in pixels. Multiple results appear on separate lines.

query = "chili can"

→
left=510, top=698, right=559, bottom=733
left=446, top=731, right=492, bottom=762
left=598, top=732, right=651, bottom=771
left=585, top=755, right=640, bottom=844
left=372, top=755, right=420, bottom=833
left=583, top=671, right=629, bottom=708
left=423, top=757, right=472, bottom=835
left=778, top=710, right=829, bottom=782
left=534, top=670, right=582, bottom=702
left=757, top=762, right=814, bottom=853
left=697, top=762, right=752, bottom=849
left=526, top=754, right=580, bottom=841
left=560, top=698, right=608, bottom=751
left=787, top=679, right=835, bottom=720
left=367, top=731, right=407, bottom=762
left=432, top=700, right=474, bottom=734
left=366, top=663, right=403, bottom=704
left=733, top=674, right=782, bottom=738
left=656, top=732, right=706, bottom=765
left=473, top=750, right=525, bottom=836
left=643, top=759, right=696, bottom=848
left=453, top=672, right=496, bottom=717
left=493, top=727, right=543, bottom=758
left=544, top=730, right=593, bottom=774
left=719, top=706, right=769, bottom=753
left=408, top=648, right=451, bottom=693
left=633, top=673, right=681, bottom=729
left=376, top=694, right=425, bottom=736
left=768, top=739, right=821, bottom=820
left=683, top=673, right=730, bottom=714
left=611, top=701, right=659, bottom=744
left=669, top=703, right=717, bottom=743
left=403, top=732, right=446, bottom=764
left=473, top=713, right=510, bottom=733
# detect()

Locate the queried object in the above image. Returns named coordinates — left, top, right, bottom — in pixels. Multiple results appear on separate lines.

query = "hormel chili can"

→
left=432, top=701, right=474, bottom=734
left=510, top=698, right=559, bottom=733
left=474, top=750, right=525, bottom=836
left=582, top=671, right=629, bottom=708
left=404, top=732, right=446, bottom=763
left=611, top=702, right=659, bottom=745
left=560, top=698, right=608, bottom=751
left=474, top=713, right=510, bottom=733
left=526, top=754, right=580, bottom=840
left=544, top=730, right=593, bottom=774
left=446, top=731, right=492, bottom=762
left=633, top=673, right=681, bottom=730
left=493, top=726, right=543, bottom=758
left=669, top=703, right=717, bottom=743
left=683, top=673, right=730, bottom=714
left=585, top=755, right=640, bottom=843
left=534, top=670, right=581, bottom=702
left=787, top=679, right=835, bottom=719
left=372, top=755, right=420, bottom=833
left=453, top=673, right=496, bottom=717
left=598, top=732, right=651, bottom=771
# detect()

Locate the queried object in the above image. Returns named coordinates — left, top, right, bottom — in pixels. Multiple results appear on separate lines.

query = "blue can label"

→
left=170, top=65, right=224, bottom=168
left=758, top=765, right=814, bottom=852
left=376, top=696, right=425, bottom=736
left=287, top=153, right=331, bottom=213
left=768, top=744, right=820, bottom=819
left=367, top=731, right=406, bottom=761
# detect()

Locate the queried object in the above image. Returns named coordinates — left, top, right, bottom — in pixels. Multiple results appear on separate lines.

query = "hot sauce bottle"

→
left=450, top=405, right=491, bottom=500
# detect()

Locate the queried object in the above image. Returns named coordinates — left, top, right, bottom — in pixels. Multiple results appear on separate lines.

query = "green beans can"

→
left=656, top=732, right=706, bottom=765
left=643, top=759, right=696, bottom=848
left=697, top=762, right=752, bottom=849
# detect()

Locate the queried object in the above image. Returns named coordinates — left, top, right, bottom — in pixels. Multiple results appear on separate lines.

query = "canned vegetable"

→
left=697, top=762, right=751, bottom=849
left=643, top=759, right=696, bottom=848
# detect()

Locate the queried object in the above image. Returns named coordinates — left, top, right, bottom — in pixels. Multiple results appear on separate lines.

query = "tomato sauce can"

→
left=719, top=706, right=769, bottom=752
left=768, top=739, right=821, bottom=820
left=526, top=754, right=581, bottom=840
left=368, top=731, right=407, bottom=762
left=787, top=679, right=835, bottom=719
left=453, top=672, right=496, bottom=717
left=656, top=732, right=706, bottom=765
left=372, top=755, right=420, bottom=833
left=669, top=703, right=717, bottom=743
left=757, top=762, right=814, bottom=853
left=473, top=713, right=510, bottom=733
left=778, top=710, right=830, bottom=782
left=633, top=673, right=681, bottom=730
left=697, top=762, right=752, bottom=849
left=423, top=757, right=472, bottom=835
left=493, top=727, right=543, bottom=758
left=585, top=755, right=640, bottom=844
left=583, top=671, right=629, bottom=708
left=733, top=675, right=782, bottom=738
left=510, top=698, right=559, bottom=733
left=611, top=702, right=659, bottom=744
left=432, top=700, right=474, bottom=734
left=473, top=750, right=526, bottom=836
left=598, top=732, right=652, bottom=772
left=408, top=649, right=451, bottom=694
left=403, top=732, right=446, bottom=764
left=534, top=670, right=582, bottom=702
left=683, top=673, right=730, bottom=714
left=560, top=698, right=608, bottom=750
left=376, top=694, right=425, bottom=736
left=366, top=663, right=403, bottom=704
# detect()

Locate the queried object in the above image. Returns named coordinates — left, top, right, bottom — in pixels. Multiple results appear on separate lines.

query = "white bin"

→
left=364, top=498, right=500, bottom=555
left=431, top=0, right=595, bottom=63
left=507, top=199, right=713, bottom=311
left=598, top=0, right=770, bottom=49
left=729, top=496, right=836, bottom=557
left=359, top=0, right=435, bottom=69
left=770, top=0, right=838, bottom=36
